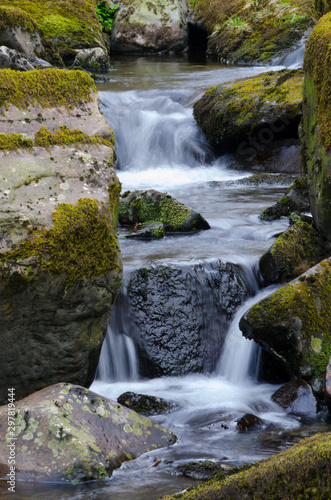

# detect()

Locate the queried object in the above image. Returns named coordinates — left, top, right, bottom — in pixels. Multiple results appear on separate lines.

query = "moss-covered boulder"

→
left=194, top=69, right=303, bottom=158
left=0, top=383, right=176, bottom=482
left=240, top=257, right=331, bottom=394
left=191, top=0, right=313, bottom=63
left=0, top=69, right=122, bottom=405
left=260, top=176, right=310, bottom=220
left=0, top=0, right=105, bottom=63
left=161, top=432, right=331, bottom=499
left=0, top=5, right=63, bottom=66
left=119, top=190, right=210, bottom=234
left=259, top=221, right=329, bottom=285
left=111, top=0, right=188, bottom=53
left=300, top=13, right=331, bottom=241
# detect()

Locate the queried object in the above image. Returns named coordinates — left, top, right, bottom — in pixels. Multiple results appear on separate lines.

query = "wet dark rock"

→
left=271, top=379, right=317, bottom=416
left=236, top=413, right=264, bottom=431
left=117, top=391, right=177, bottom=416
left=259, top=221, right=329, bottom=285
left=173, top=461, right=229, bottom=480
left=119, top=189, right=210, bottom=234
left=116, top=260, right=251, bottom=377
left=0, top=383, right=176, bottom=483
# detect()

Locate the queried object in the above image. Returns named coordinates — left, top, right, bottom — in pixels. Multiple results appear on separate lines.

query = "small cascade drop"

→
left=96, top=325, right=139, bottom=382
left=217, top=285, right=279, bottom=383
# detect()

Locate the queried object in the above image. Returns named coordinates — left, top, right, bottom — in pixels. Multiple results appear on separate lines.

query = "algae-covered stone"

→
left=0, top=383, right=176, bottom=482
left=119, top=189, right=210, bottom=233
left=240, top=257, right=331, bottom=394
left=0, top=68, right=122, bottom=404
left=260, top=176, right=310, bottom=220
left=161, top=432, right=331, bottom=499
left=191, top=0, right=312, bottom=63
left=126, top=222, right=166, bottom=239
left=73, top=47, right=110, bottom=73
left=301, top=13, right=331, bottom=241
left=194, top=69, right=303, bottom=155
left=111, top=0, right=188, bottom=53
left=259, top=221, right=329, bottom=285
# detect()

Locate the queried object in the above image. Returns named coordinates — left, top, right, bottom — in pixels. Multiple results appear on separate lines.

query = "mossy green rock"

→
left=119, top=190, right=210, bottom=233
left=0, top=0, right=105, bottom=61
left=259, top=221, right=329, bottom=285
left=111, top=0, right=187, bottom=53
left=194, top=69, right=303, bottom=154
left=0, top=383, right=176, bottom=482
left=240, top=257, right=331, bottom=393
left=301, top=13, right=331, bottom=241
left=0, top=68, right=122, bottom=405
left=161, top=432, right=331, bottom=499
left=117, top=392, right=177, bottom=416
left=192, top=0, right=312, bottom=63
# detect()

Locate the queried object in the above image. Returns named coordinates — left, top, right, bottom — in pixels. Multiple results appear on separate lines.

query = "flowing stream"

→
left=13, top=55, right=331, bottom=499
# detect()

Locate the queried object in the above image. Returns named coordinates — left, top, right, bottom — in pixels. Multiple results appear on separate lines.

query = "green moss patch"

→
left=2, top=198, right=120, bottom=287
left=0, top=5, right=37, bottom=32
left=0, top=68, right=96, bottom=110
left=0, top=127, right=114, bottom=151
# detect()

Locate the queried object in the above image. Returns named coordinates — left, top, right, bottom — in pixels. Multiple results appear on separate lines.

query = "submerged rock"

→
left=301, top=13, right=331, bottom=241
left=117, top=392, right=177, bottom=416
left=194, top=69, right=303, bottom=156
left=259, top=221, right=329, bottom=285
left=111, top=0, right=188, bottom=53
left=0, top=383, right=176, bottom=482
left=173, top=461, right=229, bottom=480
left=240, top=257, right=331, bottom=394
left=121, top=260, right=250, bottom=376
left=0, top=69, right=122, bottom=404
left=236, top=413, right=264, bottom=432
left=161, top=432, right=331, bottom=499
left=119, top=190, right=210, bottom=235
left=271, top=379, right=317, bottom=416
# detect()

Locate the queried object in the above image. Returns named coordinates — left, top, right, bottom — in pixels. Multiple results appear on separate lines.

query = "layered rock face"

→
left=301, top=13, right=331, bottom=241
left=0, top=383, right=176, bottom=482
left=111, top=0, right=188, bottom=53
left=0, top=69, right=122, bottom=404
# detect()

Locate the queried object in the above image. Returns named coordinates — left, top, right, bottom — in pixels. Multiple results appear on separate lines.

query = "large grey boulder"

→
left=0, top=383, right=176, bottom=482
left=0, top=69, right=122, bottom=404
left=0, top=45, right=34, bottom=70
left=111, top=0, right=188, bottom=53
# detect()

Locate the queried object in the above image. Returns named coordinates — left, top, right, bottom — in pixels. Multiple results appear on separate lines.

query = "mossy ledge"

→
left=0, top=68, right=96, bottom=110
left=161, top=432, right=331, bottom=499
left=1, top=198, right=121, bottom=288
left=0, top=5, right=37, bottom=32
left=0, top=126, right=114, bottom=151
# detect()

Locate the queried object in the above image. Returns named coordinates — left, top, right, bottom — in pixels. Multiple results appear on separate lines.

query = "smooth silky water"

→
left=11, top=55, right=331, bottom=499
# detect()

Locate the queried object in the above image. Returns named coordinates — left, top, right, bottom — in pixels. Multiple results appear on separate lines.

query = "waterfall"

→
left=96, top=325, right=139, bottom=382
left=217, top=285, right=279, bottom=383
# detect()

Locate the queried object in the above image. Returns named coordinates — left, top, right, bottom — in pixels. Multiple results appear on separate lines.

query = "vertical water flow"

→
left=96, top=325, right=139, bottom=382
left=217, top=284, right=279, bottom=384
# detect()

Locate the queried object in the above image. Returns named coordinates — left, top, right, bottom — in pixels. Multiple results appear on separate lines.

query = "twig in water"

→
left=143, top=457, right=161, bottom=472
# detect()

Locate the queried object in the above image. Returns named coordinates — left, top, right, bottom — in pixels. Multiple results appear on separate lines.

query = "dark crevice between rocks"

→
left=188, top=22, right=208, bottom=63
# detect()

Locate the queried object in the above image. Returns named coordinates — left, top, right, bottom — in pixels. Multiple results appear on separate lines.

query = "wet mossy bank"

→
left=161, top=431, right=331, bottom=499
left=0, top=68, right=122, bottom=404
